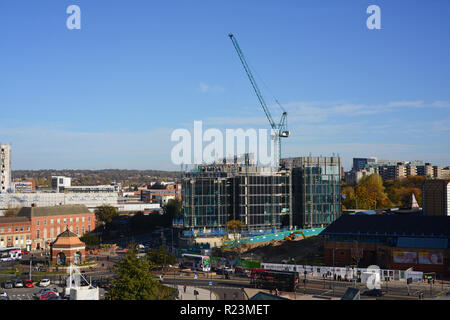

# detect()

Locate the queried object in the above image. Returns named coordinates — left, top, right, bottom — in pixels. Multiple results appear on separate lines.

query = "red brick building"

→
left=322, top=215, right=450, bottom=276
left=0, top=204, right=96, bottom=251
left=50, top=228, right=86, bottom=266
left=0, top=216, right=31, bottom=249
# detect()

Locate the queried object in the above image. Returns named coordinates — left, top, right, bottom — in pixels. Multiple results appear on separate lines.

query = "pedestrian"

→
left=183, top=285, right=186, bottom=293
left=275, top=288, right=279, bottom=296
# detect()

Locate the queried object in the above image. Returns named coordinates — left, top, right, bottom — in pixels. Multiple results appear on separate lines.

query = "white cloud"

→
left=199, top=82, right=225, bottom=93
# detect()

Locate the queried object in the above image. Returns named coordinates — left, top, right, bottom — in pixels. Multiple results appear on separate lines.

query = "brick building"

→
left=0, top=216, right=31, bottom=249
left=423, top=179, right=450, bottom=217
left=321, top=215, right=450, bottom=276
left=50, top=228, right=86, bottom=266
left=0, top=204, right=96, bottom=251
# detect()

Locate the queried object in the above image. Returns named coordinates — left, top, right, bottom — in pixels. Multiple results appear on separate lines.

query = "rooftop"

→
left=321, top=215, right=450, bottom=237
left=17, top=204, right=90, bottom=218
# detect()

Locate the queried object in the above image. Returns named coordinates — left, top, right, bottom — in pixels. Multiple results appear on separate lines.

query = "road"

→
left=162, top=277, right=248, bottom=300
left=2, top=284, right=107, bottom=300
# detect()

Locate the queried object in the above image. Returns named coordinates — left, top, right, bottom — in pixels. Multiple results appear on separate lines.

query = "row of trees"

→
left=342, top=174, right=425, bottom=210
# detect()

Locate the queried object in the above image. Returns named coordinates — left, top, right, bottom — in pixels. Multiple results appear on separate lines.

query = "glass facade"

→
left=283, top=157, right=342, bottom=229
left=182, top=165, right=291, bottom=231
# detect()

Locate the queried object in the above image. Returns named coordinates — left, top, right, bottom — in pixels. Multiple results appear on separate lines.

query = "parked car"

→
left=45, top=295, right=62, bottom=300
left=14, top=280, right=24, bottom=288
left=25, top=280, right=34, bottom=288
left=39, top=279, right=51, bottom=287
left=34, top=288, right=54, bottom=299
left=39, top=291, right=58, bottom=300
left=1, top=295, right=9, bottom=300
left=362, top=289, right=385, bottom=297
left=4, top=280, right=13, bottom=289
left=0, top=290, right=7, bottom=297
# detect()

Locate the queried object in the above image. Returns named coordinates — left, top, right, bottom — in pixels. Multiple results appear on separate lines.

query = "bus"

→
left=0, top=247, right=22, bottom=262
left=180, top=253, right=211, bottom=272
left=250, top=269, right=299, bottom=292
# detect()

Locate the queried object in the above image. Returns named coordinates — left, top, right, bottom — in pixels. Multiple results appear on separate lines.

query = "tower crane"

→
left=228, top=34, right=290, bottom=169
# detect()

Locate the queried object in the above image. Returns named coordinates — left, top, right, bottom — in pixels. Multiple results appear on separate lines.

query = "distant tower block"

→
left=0, top=144, right=12, bottom=193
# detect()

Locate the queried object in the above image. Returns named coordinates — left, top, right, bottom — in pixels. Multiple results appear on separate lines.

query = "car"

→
left=22, top=250, right=30, bottom=254
left=39, top=291, right=58, bottom=300
left=4, top=280, right=13, bottom=289
left=25, top=280, right=34, bottom=288
left=0, top=290, right=7, bottom=297
left=1, top=296, right=9, bottom=300
left=362, top=289, right=385, bottom=297
left=34, top=288, right=54, bottom=299
left=14, top=280, right=24, bottom=288
left=39, top=279, right=51, bottom=287
left=45, top=295, right=62, bottom=300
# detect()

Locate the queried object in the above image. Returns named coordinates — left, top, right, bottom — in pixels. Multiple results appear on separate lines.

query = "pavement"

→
left=166, top=284, right=218, bottom=300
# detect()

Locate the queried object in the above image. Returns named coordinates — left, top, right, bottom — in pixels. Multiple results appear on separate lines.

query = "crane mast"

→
left=228, top=34, right=290, bottom=169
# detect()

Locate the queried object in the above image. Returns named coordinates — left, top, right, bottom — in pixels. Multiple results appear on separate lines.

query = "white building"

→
left=51, top=176, right=72, bottom=192
left=0, top=145, right=12, bottom=194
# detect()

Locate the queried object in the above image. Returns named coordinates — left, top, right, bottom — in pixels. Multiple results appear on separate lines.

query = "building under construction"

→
left=182, top=155, right=341, bottom=232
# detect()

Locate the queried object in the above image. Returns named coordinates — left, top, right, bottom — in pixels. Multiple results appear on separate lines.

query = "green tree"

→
left=105, top=248, right=176, bottom=300
left=146, top=245, right=176, bottom=266
left=80, top=232, right=100, bottom=249
left=164, top=198, right=182, bottom=220
left=226, top=220, right=243, bottom=238
left=95, top=205, right=119, bottom=224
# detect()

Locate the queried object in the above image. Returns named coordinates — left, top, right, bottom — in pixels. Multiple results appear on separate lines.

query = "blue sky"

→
left=0, top=0, right=449, bottom=170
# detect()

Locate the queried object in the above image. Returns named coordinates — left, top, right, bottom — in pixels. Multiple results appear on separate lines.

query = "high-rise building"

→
left=0, top=144, right=12, bottom=194
left=352, top=157, right=376, bottom=171
left=182, top=163, right=291, bottom=231
left=282, top=156, right=341, bottom=229
left=423, top=179, right=450, bottom=217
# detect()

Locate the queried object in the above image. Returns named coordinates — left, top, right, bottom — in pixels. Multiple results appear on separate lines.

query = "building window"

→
left=8, top=228, right=11, bottom=233
left=15, top=227, right=18, bottom=232
left=44, top=220, right=47, bottom=225
left=57, top=219, right=60, bottom=225
left=27, top=226, right=30, bottom=231
left=76, top=227, right=79, bottom=235
left=50, top=219, right=54, bottom=225
left=63, top=218, right=66, bottom=224
left=36, top=230, right=40, bottom=239
left=0, top=228, right=3, bottom=233
left=76, top=217, right=79, bottom=223
left=20, top=227, right=23, bottom=232
left=70, top=218, right=73, bottom=223
left=82, top=226, right=85, bottom=234
left=82, top=217, right=85, bottom=222
left=88, top=225, right=91, bottom=232
left=37, top=220, right=40, bottom=226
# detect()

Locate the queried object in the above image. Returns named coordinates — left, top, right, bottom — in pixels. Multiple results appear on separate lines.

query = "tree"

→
left=80, top=232, right=100, bottom=249
left=105, top=247, right=176, bottom=300
left=164, top=198, right=182, bottom=220
left=146, top=245, right=176, bottom=266
left=226, top=220, right=243, bottom=240
left=95, top=205, right=119, bottom=224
